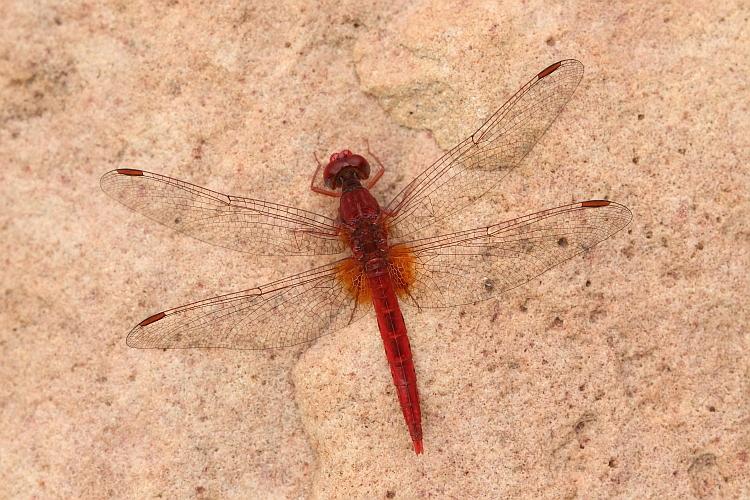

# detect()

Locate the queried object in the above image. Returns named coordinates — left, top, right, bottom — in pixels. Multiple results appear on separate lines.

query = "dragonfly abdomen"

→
left=366, top=257, right=424, bottom=454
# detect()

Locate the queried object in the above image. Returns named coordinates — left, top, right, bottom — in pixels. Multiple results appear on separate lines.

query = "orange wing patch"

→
left=334, top=258, right=371, bottom=304
left=387, top=245, right=417, bottom=298
left=334, top=245, right=416, bottom=303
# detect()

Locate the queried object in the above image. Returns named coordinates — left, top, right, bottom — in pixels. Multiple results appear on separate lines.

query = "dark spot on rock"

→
left=688, top=454, right=722, bottom=498
left=589, top=307, right=607, bottom=323
left=621, top=244, right=635, bottom=259
left=557, top=237, right=568, bottom=247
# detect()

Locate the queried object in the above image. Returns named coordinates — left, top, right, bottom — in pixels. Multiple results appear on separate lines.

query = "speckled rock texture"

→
left=1, top=1, right=748, bottom=499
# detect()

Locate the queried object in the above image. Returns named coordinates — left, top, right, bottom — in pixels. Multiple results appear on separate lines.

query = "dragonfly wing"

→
left=396, top=201, right=631, bottom=309
left=101, top=169, right=346, bottom=256
left=126, top=260, right=372, bottom=349
left=385, top=60, right=584, bottom=242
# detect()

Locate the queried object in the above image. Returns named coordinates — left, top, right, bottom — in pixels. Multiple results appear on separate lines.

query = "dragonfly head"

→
left=324, top=150, right=371, bottom=190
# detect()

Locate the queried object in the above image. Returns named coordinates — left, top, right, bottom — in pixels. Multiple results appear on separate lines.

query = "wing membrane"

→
left=126, top=260, right=371, bottom=349
left=385, top=60, right=584, bottom=242
left=101, top=169, right=346, bottom=256
left=396, top=201, right=631, bottom=309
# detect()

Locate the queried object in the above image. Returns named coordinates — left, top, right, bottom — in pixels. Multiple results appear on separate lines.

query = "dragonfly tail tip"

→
left=414, top=441, right=424, bottom=455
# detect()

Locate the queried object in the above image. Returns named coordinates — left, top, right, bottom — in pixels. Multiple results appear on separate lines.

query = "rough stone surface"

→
left=1, top=0, right=748, bottom=498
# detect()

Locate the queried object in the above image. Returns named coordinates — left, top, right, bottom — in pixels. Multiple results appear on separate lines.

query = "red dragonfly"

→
left=101, top=60, right=631, bottom=455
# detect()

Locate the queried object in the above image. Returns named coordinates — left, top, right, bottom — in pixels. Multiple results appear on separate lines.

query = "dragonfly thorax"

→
left=347, top=220, right=389, bottom=259
left=338, top=181, right=381, bottom=225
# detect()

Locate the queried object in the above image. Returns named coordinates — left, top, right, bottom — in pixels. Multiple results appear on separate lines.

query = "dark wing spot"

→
left=139, top=312, right=166, bottom=327
left=116, top=169, right=144, bottom=176
left=537, top=61, right=562, bottom=79
left=581, top=200, right=610, bottom=208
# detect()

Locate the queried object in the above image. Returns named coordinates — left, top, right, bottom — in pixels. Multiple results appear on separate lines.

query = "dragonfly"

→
left=101, top=59, right=632, bottom=455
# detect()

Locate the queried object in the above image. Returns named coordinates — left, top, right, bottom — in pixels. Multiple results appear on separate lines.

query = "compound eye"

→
left=344, top=154, right=371, bottom=180
left=322, top=152, right=371, bottom=189
left=323, top=159, right=348, bottom=189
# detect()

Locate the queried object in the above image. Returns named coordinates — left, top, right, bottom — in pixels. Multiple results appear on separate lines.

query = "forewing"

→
left=397, top=201, right=631, bottom=309
left=101, top=169, right=346, bottom=256
left=126, top=260, right=372, bottom=349
left=385, top=60, right=584, bottom=242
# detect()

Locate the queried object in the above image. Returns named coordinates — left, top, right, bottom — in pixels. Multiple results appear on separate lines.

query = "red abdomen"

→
left=366, top=257, right=423, bottom=454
